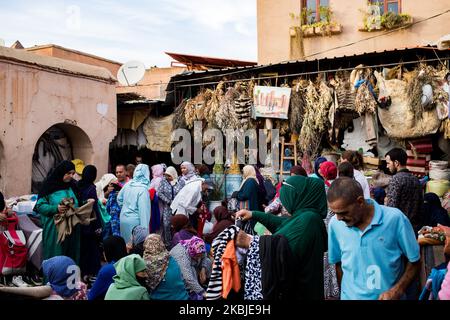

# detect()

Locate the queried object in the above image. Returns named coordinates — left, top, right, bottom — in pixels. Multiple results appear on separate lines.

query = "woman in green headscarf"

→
left=104, top=254, right=149, bottom=300
left=236, top=175, right=328, bottom=300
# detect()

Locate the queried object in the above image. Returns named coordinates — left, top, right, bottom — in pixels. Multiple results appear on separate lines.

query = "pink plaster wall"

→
left=258, top=0, right=450, bottom=64
left=0, top=59, right=117, bottom=197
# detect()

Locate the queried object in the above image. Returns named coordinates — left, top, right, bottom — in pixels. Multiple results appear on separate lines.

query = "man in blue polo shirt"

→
left=327, top=177, right=421, bottom=300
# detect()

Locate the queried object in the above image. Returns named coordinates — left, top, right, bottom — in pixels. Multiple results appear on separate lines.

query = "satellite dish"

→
left=117, top=60, right=146, bottom=86
left=0, top=38, right=5, bottom=47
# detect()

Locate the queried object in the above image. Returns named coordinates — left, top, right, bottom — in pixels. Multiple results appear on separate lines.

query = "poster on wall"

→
left=253, top=85, right=291, bottom=119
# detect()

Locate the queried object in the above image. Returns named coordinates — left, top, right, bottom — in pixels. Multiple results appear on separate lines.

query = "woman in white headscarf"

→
left=235, top=165, right=260, bottom=234
left=117, top=164, right=151, bottom=243
left=95, top=174, right=118, bottom=205
left=179, top=162, right=197, bottom=184
left=157, top=166, right=185, bottom=248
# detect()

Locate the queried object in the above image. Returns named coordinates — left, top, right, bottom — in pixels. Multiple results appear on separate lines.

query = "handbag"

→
left=0, top=213, right=28, bottom=275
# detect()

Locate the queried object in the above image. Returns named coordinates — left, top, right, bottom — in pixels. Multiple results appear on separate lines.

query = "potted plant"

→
left=208, top=174, right=225, bottom=214
left=359, top=2, right=412, bottom=32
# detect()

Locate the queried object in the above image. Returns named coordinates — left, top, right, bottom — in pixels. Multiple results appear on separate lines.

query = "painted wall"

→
left=0, top=51, right=117, bottom=197
left=257, top=0, right=450, bottom=64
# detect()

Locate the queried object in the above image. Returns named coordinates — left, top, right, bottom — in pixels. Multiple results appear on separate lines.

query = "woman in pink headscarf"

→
left=169, top=236, right=212, bottom=299
left=149, top=164, right=165, bottom=190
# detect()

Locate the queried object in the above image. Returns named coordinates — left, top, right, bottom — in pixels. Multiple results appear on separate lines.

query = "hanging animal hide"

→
left=375, top=71, right=441, bottom=139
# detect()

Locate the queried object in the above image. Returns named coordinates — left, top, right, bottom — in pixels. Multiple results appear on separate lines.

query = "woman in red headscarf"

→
left=318, top=161, right=337, bottom=188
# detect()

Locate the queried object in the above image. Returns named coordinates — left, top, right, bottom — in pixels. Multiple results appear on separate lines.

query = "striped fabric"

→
left=205, top=225, right=239, bottom=300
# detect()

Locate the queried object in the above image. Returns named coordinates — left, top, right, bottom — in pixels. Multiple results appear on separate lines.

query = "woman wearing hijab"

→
left=106, top=181, right=123, bottom=237
left=254, top=165, right=268, bottom=209
left=179, top=161, right=197, bottom=184
left=127, top=225, right=149, bottom=257
left=105, top=254, right=150, bottom=300
left=318, top=161, right=340, bottom=299
left=149, top=164, right=165, bottom=191
left=88, top=236, right=128, bottom=300
left=423, top=193, right=450, bottom=227
left=117, top=164, right=151, bottom=243
left=318, top=161, right=337, bottom=188
left=77, top=165, right=103, bottom=278
left=341, top=150, right=371, bottom=199
left=95, top=174, right=117, bottom=240
left=95, top=174, right=117, bottom=205
left=169, top=236, right=212, bottom=299
left=34, top=160, right=81, bottom=264
left=309, top=156, right=327, bottom=181
left=157, top=166, right=184, bottom=248
left=170, top=214, right=198, bottom=249
left=42, top=256, right=87, bottom=300
left=170, top=175, right=205, bottom=217
left=265, top=166, right=307, bottom=215
left=143, top=234, right=189, bottom=300
left=236, top=165, right=261, bottom=234
left=236, top=175, right=328, bottom=300
left=204, top=203, right=234, bottom=245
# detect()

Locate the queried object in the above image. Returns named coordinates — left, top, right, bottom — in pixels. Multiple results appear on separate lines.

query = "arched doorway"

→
left=31, top=124, right=93, bottom=194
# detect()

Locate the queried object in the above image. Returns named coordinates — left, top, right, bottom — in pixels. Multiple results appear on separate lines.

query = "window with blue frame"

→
left=369, top=0, right=401, bottom=14
left=304, top=0, right=330, bottom=24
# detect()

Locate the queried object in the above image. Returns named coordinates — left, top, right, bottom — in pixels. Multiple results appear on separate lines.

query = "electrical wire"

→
left=174, top=56, right=450, bottom=89
left=122, top=9, right=450, bottom=90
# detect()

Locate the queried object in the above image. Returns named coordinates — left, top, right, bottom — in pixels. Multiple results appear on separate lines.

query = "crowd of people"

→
left=1, top=147, right=450, bottom=300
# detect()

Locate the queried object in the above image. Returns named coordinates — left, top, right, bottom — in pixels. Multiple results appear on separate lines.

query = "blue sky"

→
left=0, top=0, right=257, bottom=69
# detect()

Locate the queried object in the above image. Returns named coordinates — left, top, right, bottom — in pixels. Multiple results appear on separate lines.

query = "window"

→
left=303, top=0, right=329, bottom=24
left=369, top=0, right=401, bottom=14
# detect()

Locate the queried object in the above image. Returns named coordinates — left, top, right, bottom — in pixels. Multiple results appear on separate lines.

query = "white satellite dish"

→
left=117, top=60, right=146, bottom=86
left=0, top=38, right=5, bottom=47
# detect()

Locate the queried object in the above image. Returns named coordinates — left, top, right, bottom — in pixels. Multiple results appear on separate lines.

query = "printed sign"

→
left=253, top=86, right=291, bottom=119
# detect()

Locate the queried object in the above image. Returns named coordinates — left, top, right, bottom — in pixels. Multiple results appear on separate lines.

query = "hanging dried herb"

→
left=289, top=79, right=307, bottom=135
left=173, top=99, right=187, bottom=129
left=332, top=70, right=356, bottom=111
left=299, top=81, right=322, bottom=157
left=315, top=81, right=333, bottom=131
left=355, top=82, right=377, bottom=115
left=216, top=86, right=240, bottom=130
left=205, top=82, right=225, bottom=128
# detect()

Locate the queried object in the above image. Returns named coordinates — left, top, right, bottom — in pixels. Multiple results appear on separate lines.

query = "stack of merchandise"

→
left=427, top=160, right=450, bottom=197
left=406, top=137, right=433, bottom=177
left=363, top=156, right=380, bottom=171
